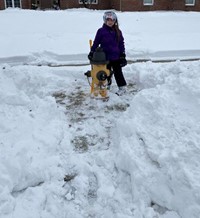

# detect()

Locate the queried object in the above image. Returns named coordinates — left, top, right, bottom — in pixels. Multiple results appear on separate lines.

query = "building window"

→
left=5, top=0, right=21, bottom=8
left=143, top=0, right=153, bottom=5
left=185, top=0, right=195, bottom=5
left=79, top=0, right=98, bottom=4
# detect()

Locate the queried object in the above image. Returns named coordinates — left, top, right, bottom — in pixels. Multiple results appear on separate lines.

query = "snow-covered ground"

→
left=1, top=8, right=200, bottom=65
left=1, top=8, right=200, bottom=218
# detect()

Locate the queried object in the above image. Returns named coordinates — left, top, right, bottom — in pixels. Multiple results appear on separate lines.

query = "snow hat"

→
left=103, top=11, right=117, bottom=23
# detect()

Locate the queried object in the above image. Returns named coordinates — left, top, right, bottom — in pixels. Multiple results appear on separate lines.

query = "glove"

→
left=120, top=53, right=127, bottom=67
left=88, top=51, right=93, bottom=61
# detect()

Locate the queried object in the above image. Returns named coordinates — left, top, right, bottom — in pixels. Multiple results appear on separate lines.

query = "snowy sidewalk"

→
left=1, top=50, right=200, bottom=67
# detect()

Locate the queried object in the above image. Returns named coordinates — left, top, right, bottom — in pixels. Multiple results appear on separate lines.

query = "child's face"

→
left=106, top=18, right=115, bottom=27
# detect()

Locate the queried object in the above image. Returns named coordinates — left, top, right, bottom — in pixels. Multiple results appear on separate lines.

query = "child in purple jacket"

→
left=88, top=11, right=127, bottom=96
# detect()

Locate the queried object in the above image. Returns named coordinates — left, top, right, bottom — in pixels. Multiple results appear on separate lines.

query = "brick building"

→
left=0, top=0, right=200, bottom=11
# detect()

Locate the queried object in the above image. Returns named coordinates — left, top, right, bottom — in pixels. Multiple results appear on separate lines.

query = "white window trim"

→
left=143, top=0, right=154, bottom=6
left=4, top=0, right=6, bottom=7
left=79, top=0, right=98, bottom=4
left=4, top=0, right=22, bottom=8
left=185, top=0, right=195, bottom=6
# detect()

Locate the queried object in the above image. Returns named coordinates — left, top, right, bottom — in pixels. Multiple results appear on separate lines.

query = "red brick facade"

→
left=118, top=0, right=171, bottom=11
left=60, top=0, right=110, bottom=10
left=0, top=0, right=4, bottom=9
left=22, top=0, right=31, bottom=9
left=0, top=0, right=200, bottom=11
left=118, top=0, right=200, bottom=11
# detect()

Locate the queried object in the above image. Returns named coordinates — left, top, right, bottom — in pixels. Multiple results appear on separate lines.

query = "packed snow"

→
left=0, top=8, right=200, bottom=218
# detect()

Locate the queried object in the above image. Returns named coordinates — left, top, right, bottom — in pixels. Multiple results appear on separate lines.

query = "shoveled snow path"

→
left=52, top=66, right=139, bottom=217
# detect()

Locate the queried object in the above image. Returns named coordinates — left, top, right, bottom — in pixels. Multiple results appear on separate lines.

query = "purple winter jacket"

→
left=91, top=24, right=125, bottom=61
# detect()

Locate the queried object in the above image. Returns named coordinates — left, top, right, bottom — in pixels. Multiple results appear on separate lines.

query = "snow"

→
left=0, top=8, right=200, bottom=218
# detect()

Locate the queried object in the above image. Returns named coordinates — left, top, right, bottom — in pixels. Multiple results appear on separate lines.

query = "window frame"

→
left=4, top=0, right=21, bottom=8
left=79, top=0, right=98, bottom=4
left=143, top=0, right=154, bottom=6
left=185, top=0, right=195, bottom=6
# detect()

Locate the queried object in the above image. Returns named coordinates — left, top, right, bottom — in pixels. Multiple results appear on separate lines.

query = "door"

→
left=5, top=0, right=21, bottom=8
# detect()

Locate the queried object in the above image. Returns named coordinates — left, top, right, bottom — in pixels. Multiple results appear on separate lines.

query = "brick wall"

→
left=0, top=0, right=200, bottom=11
left=40, top=0, right=53, bottom=9
left=60, top=0, right=111, bottom=10
left=110, top=0, right=120, bottom=10
left=120, top=0, right=200, bottom=11
left=120, top=0, right=172, bottom=11
left=0, top=0, right=5, bottom=9
left=172, top=0, right=200, bottom=11
left=21, top=0, right=31, bottom=9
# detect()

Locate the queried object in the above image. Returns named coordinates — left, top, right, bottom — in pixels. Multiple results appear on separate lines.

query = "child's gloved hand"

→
left=88, top=51, right=93, bottom=61
left=120, top=53, right=127, bottom=67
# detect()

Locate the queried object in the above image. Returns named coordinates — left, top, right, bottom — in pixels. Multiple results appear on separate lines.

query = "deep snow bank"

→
left=114, top=60, right=200, bottom=217
left=0, top=65, right=69, bottom=216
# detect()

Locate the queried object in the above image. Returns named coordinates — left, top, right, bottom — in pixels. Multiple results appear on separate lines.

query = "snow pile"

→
left=115, top=61, right=200, bottom=217
left=0, top=65, right=68, bottom=217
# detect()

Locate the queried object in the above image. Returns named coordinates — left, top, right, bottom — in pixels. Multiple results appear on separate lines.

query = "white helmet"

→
left=103, top=11, right=117, bottom=23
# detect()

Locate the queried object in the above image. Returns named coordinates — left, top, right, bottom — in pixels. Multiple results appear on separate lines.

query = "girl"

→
left=88, top=11, right=127, bottom=96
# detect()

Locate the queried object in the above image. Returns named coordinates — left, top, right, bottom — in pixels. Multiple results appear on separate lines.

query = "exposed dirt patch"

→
left=105, top=103, right=130, bottom=112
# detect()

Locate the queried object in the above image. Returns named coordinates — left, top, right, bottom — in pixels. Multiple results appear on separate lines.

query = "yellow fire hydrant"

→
left=85, top=41, right=110, bottom=99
